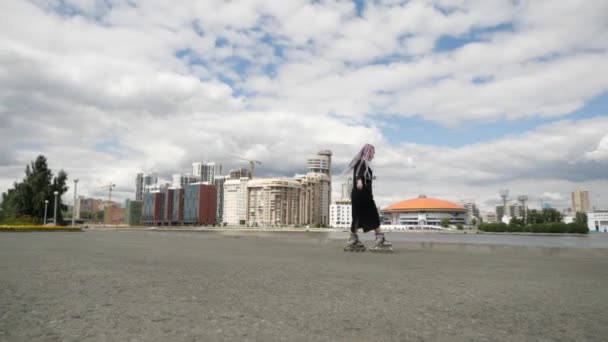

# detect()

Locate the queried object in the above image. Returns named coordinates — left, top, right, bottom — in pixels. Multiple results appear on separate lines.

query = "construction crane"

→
left=230, top=155, right=262, bottom=179
left=97, top=183, right=116, bottom=206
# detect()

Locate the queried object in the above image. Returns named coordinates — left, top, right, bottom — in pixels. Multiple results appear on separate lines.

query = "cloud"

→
left=1, top=0, right=607, bottom=213
left=585, top=135, right=608, bottom=162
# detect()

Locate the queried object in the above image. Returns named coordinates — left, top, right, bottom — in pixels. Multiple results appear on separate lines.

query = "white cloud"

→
left=585, top=135, right=608, bottom=162
left=1, top=0, right=607, bottom=213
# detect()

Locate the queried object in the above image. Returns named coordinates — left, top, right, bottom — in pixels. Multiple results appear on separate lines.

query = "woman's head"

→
left=360, top=143, right=375, bottom=161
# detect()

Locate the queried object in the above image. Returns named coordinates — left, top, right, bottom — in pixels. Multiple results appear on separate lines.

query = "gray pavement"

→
left=1, top=231, right=607, bottom=341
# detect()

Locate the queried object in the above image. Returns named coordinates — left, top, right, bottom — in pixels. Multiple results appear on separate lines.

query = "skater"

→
left=343, top=143, right=392, bottom=252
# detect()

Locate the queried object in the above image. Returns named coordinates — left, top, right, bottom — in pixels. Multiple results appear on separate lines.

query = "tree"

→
left=440, top=217, right=450, bottom=228
left=575, top=212, right=588, bottom=225
left=527, top=208, right=563, bottom=224
left=471, top=218, right=477, bottom=226
left=0, top=155, right=69, bottom=224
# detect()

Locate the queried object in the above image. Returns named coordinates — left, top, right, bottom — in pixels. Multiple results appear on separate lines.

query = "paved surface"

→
left=1, top=231, right=607, bottom=341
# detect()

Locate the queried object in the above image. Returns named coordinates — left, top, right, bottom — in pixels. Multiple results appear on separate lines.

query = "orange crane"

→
left=230, top=155, right=262, bottom=179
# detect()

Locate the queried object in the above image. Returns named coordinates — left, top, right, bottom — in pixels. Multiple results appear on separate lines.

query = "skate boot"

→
left=343, top=233, right=366, bottom=252
left=369, top=233, right=393, bottom=253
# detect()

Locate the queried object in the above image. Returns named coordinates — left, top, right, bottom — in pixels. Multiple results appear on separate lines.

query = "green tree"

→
left=575, top=212, right=588, bottom=225
left=471, top=218, right=477, bottom=226
left=0, top=155, right=69, bottom=224
left=541, top=208, right=562, bottom=223
left=440, top=217, right=450, bottom=228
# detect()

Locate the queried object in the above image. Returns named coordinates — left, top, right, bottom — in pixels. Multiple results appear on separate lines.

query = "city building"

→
left=104, top=203, right=125, bottom=225
left=192, top=162, right=222, bottom=183
left=161, top=188, right=174, bottom=226
left=292, top=150, right=333, bottom=227
left=124, top=199, right=142, bottom=225
left=229, top=168, right=250, bottom=180
left=496, top=203, right=525, bottom=220
left=295, top=172, right=331, bottom=227
left=183, top=183, right=216, bottom=225
left=74, top=196, right=104, bottom=220
left=459, top=200, right=480, bottom=223
left=382, top=195, right=467, bottom=228
left=142, top=192, right=162, bottom=225
left=572, top=190, right=591, bottom=213
left=246, top=178, right=301, bottom=227
left=135, top=173, right=159, bottom=200
left=223, top=178, right=249, bottom=225
left=214, top=175, right=229, bottom=224
left=482, top=212, right=498, bottom=223
left=171, top=188, right=184, bottom=224
left=135, top=173, right=144, bottom=201
left=588, top=211, right=608, bottom=232
left=172, top=173, right=199, bottom=189
left=341, top=178, right=353, bottom=201
left=330, top=199, right=352, bottom=229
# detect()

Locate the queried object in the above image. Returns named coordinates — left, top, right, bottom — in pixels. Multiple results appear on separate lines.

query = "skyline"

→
left=1, top=1, right=607, bottom=212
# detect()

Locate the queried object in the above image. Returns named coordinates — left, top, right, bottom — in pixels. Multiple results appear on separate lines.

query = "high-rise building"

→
left=496, top=203, right=524, bottom=219
left=246, top=178, right=301, bottom=227
left=229, top=168, right=250, bottom=180
left=172, top=173, right=198, bottom=188
left=297, top=150, right=332, bottom=227
left=214, top=175, right=229, bottom=224
left=459, top=200, right=480, bottom=224
left=295, top=172, right=331, bottom=227
left=192, top=162, right=222, bottom=183
left=183, top=183, right=216, bottom=225
left=341, top=178, right=352, bottom=200
left=572, top=190, right=591, bottom=213
left=135, top=173, right=144, bottom=201
left=223, top=177, right=249, bottom=225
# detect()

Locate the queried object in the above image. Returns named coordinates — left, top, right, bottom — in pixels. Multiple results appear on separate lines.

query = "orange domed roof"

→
left=384, top=195, right=465, bottom=211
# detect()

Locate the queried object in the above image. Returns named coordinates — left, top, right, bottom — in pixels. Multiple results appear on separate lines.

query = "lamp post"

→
left=53, top=191, right=59, bottom=226
left=44, top=200, right=49, bottom=225
left=72, top=179, right=79, bottom=226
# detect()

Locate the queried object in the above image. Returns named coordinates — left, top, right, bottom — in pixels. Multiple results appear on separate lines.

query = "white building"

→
left=246, top=178, right=302, bottom=227
left=330, top=199, right=352, bottom=229
left=192, top=162, right=222, bottom=183
left=295, top=172, right=331, bottom=227
left=588, top=211, right=608, bottom=232
left=222, top=177, right=249, bottom=225
left=458, top=200, right=480, bottom=224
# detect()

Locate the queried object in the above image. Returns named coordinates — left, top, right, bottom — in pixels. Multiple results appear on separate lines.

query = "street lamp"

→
left=44, top=200, right=49, bottom=225
left=53, top=191, right=59, bottom=226
left=72, top=179, right=79, bottom=226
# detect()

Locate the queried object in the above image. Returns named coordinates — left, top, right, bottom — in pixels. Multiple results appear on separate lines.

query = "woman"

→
left=343, top=144, right=392, bottom=252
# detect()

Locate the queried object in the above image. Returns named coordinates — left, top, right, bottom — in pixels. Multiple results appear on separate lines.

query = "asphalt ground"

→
left=1, top=231, right=607, bottom=341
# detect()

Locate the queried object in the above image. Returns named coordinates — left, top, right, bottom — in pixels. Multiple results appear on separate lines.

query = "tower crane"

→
left=97, top=183, right=116, bottom=204
left=230, top=155, right=262, bottom=179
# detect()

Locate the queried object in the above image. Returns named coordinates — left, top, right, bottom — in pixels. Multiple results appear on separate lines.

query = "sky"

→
left=1, top=0, right=607, bottom=213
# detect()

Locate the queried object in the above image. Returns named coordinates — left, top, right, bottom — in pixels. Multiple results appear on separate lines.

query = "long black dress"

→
left=351, top=160, right=380, bottom=233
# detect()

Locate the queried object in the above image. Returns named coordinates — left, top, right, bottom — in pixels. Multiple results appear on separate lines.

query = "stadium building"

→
left=381, top=195, right=468, bottom=230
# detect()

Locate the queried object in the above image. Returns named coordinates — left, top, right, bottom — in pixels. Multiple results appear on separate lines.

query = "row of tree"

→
left=1, top=156, right=69, bottom=225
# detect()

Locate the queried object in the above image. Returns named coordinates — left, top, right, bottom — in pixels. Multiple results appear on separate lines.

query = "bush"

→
left=479, top=222, right=588, bottom=234
left=456, top=224, right=464, bottom=230
left=479, top=223, right=508, bottom=232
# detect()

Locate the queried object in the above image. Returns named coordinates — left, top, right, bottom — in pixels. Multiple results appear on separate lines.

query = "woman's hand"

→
left=356, top=179, right=363, bottom=190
